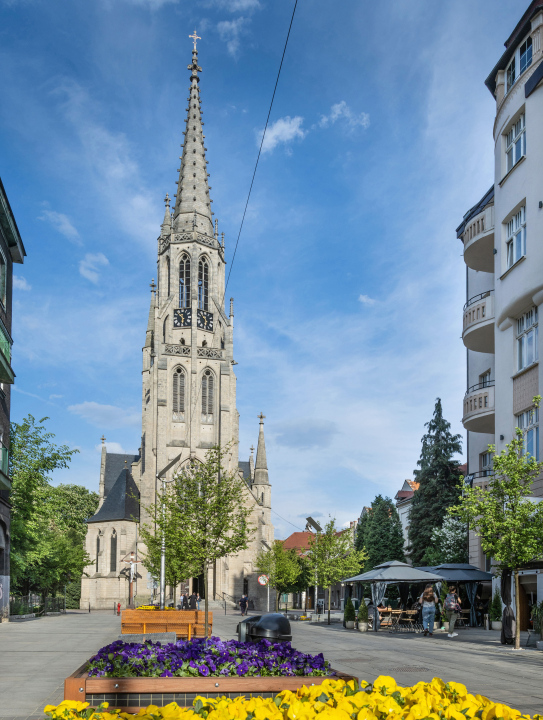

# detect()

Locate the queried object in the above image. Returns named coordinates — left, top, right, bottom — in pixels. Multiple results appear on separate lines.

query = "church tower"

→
left=80, top=37, right=274, bottom=610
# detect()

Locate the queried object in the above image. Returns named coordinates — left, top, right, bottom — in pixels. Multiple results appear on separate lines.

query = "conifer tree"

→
left=408, top=398, right=463, bottom=566
left=361, top=495, right=405, bottom=571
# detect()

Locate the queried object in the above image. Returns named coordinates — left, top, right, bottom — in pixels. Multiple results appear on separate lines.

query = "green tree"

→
left=306, top=518, right=368, bottom=625
left=9, top=416, right=82, bottom=596
left=360, top=496, right=405, bottom=571
left=142, top=445, right=255, bottom=635
left=421, top=516, right=468, bottom=566
left=408, top=399, right=463, bottom=565
left=451, top=397, right=543, bottom=649
left=256, top=541, right=301, bottom=611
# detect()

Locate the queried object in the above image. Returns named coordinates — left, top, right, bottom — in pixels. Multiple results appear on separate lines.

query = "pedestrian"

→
left=418, top=583, right=438, bottom=637
left=239, top=594, right=248, bottom=616
left=182, top=593, right=189, bottom=610
left=177, top=593, right=185, bottom=610
left=444, top=585, right=462, bottom=638
left=189, top=592, right=197, bottom=610
left=196, top=592, right=200, bottom=610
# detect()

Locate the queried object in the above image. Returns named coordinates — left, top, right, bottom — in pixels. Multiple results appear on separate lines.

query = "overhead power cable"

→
left=224, top=0, right=299, bottom=296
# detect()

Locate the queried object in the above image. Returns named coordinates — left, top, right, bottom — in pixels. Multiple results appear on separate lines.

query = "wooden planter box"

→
left=65, top=664, right=355, bottom=712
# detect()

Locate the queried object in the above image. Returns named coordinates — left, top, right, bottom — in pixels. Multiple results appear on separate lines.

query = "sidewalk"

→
left=0, top=610, right=121, bottom=720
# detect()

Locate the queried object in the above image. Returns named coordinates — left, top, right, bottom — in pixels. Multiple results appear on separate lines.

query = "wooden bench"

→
left=121, top=610, right=213, bottom=640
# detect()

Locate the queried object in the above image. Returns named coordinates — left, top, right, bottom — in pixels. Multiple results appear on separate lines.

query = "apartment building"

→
left=457, top=1, right=543, bottom=625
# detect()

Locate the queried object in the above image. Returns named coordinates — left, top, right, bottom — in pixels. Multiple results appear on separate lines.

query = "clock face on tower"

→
left=173, top=308, right=192, bottom=328
left=197, top=309, right=213, bottom=332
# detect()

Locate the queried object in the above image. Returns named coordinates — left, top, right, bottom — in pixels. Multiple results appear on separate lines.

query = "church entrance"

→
left=192, top=573, right=205, bottom=599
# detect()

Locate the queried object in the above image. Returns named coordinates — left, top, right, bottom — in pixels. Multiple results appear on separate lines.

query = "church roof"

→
left=88, top=455, right=140, bottom=524
left=238, top=460, right=251, bottom=487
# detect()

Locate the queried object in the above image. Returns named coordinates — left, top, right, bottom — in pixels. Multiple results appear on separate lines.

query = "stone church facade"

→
left=80, top=42, right=274, bottom=611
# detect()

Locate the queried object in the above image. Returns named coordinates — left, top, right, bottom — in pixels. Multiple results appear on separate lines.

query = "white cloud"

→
left=118, top=0, right=177, bottom=6
left=358, top=294, right=376, bottom=306
left=49, top=393, right=63, bottom=399
left=214, top=0, right=260, bottom=9
left=13, top=276, right=31, bottom=291
left=69, top=401, right=140, bottom=429
left=319, top=101, right=370, bottom=131
left=260, top=116, right=306, bottom=154
left=217, top=17, right=249, bottom=57
left=79, top=252, right=109, bottom=283
left=95, top=440, right=127, bottom=454
left=39, top=209, right=82, bottom=245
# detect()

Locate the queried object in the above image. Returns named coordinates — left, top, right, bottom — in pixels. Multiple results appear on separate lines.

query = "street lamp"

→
left=156, top=453, right=182, bottom=610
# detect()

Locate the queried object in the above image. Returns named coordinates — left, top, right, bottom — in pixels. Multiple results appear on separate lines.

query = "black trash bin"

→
left=237, top=613, right=292, bottom=643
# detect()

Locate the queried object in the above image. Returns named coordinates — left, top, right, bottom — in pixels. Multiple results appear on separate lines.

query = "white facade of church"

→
left=80, top=44, right=274, bottom=611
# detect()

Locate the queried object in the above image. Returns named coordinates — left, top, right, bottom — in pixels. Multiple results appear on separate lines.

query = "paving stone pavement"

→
left=1, top=608, right=543, bottom=719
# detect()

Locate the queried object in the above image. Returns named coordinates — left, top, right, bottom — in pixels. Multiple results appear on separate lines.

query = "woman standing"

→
left=419, top=583, right=438, bottom=636
left=444, top=585, right=462, bottom=638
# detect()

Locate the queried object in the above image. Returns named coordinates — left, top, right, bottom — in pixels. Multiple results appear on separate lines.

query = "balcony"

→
left=463, top=205, right=494, bottom=273
left=463, top=381, right=495, bottom=433
left=462, top=291, right=495, bottom=353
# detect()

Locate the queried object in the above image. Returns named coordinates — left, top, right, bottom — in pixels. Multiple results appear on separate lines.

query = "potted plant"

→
left=489, top=587, right=502, bottom=631
left=344, top=597, right=356, bottom=629
left=357, top=600, right=368, bottom=632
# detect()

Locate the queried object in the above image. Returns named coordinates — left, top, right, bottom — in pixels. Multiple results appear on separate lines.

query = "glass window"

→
left=517, top=407, right=539, bottom=460
left=506, top=206, right=526, bottom=269
left=110, top=532, right=117, bottom=573
left=505, top=115, right=525, bottom=174
left=520, top=37, right=533, bottom=75
left=0, top=254, right=5, bottom=307
left=480, top=370, right=492, bottom=388
left=480, top=451, right=493, bottom=477
left=198, top=257, right=209, bottom=311
left=166, top=256, right=170, bottom=298
left=179, top=254, right=191, bottom=308
left=506, top=36, right=532, bottom=93
left=516, top=306, right=538, bottom=371
left=507, top=55, right=516, bottom=92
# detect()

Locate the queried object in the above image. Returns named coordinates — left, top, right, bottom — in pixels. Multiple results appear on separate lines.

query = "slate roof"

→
left=238, top=460, right=251, bottom=487
left=87, top=452, right=140, bottom=524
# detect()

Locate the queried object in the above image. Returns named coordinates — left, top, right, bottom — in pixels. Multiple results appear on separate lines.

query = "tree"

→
left=408, top=399, right=463, bottom=565
left=142, top=445, right=255, bottom=635
left=451, top=397, right=543, bottom=650
left=306, top=518, right=367, bottom=625
left=255, top=541, right=301, bottom=612
left=359, top=496, right=405, bottom=571
left=421, top=516, right=468, bottom=566
left=9, top=416, right=83, bottom=596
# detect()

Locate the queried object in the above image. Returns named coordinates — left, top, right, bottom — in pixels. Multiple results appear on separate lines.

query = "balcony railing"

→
left=462, top=290, right=495, bottom=353
left=463, top=381, right=495, bottom=433
left=463, top=205, right=494, bottom=273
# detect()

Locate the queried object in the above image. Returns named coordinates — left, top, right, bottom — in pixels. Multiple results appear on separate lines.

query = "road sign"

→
left=258, top=574, right=269, bottom=586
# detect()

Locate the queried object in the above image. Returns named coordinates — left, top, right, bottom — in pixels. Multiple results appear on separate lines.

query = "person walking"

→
left=182, top=593, right=190, bottom=610
left=444, top=585, right=462, bottom=638
left=418, top=583, right=438, bottom=637
left=189, top=592, right=197, bottom=610
left=196, top=592, right=200, bottom=610
left=239, top=594, right=248, bottom=616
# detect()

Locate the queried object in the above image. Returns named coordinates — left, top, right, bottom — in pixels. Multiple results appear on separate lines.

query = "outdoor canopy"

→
left=343, top=560, right=444, bottom=584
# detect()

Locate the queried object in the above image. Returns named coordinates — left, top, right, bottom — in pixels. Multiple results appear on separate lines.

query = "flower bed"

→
left=88, top=638, right=329, bottom=678
left=53, top=676, right=543, bottom=720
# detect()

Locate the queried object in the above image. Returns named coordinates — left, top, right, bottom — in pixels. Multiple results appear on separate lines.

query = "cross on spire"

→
left=189, top=30, right=201, bottom=51
left=150, top=278, right=156, bottom=292
left=258, top=413, right=266, bottom=423
left=250, top=445, right=255, bottom=454
left=164, top=193, right=170, bottom=207
left=101, top=435, right=106, bottom=445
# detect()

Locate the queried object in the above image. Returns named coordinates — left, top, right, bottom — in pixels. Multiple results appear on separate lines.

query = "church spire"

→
left=173, top=34, right=214, bottom=238
left=254, top=413, right=269, bottom=485
left=161, top=193, right=172, bottom=236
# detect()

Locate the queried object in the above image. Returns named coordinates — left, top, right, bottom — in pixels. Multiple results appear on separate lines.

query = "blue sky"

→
left=0, top=0, right=522, bottom=538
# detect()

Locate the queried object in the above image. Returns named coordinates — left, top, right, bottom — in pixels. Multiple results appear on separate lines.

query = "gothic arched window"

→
left=96, top=533, right=102, bottom=572
left=163, top=316, right=168, bottom=343
left=166, top=256, right=171, bottom=298
left=198, top=257, right=209, bottom=311
left=201, top=369, right=214, bottom=421
left=110, top=531, right=117, bottom=573
left=173, top=367, right=185, bottom=421
left=179, top=254, right=191, bottom=308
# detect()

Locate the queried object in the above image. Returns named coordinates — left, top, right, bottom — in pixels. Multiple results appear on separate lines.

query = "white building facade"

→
left=457, top=0, right=543, bottom=628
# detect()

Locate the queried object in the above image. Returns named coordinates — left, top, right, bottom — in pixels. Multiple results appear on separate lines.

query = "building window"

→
left=506, top=206, right=526, bottom=269
left=198, top=257, right=209, bottom=311
left=243, top=578, right=249, bottom=595
left=0, top=253, right=6, bottom=307
left=96, top=533, right=101, bottom=572
left=517, top=407, right=539, bottom=460
left=179, top=254, right=190, bottom=308
left=479, top=370, right=492, bottom=388
left=505, top=115, right=525, bottom=174
left=506, top=37, right=532, bottom=92
left=141, top=433, right=146, bottom=474
left=166, top=256, right=170, bottom=298
left=173, top=367, right=185, bottom=421
left=201, top=369, right=214, bottom=422
left=517, top=306, right=538, bottom=371
left=110, top=531, right=117, bottom=573
left=480, top=452, right=493, bottom=477
left=163, top=316, right=168, bottom=344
